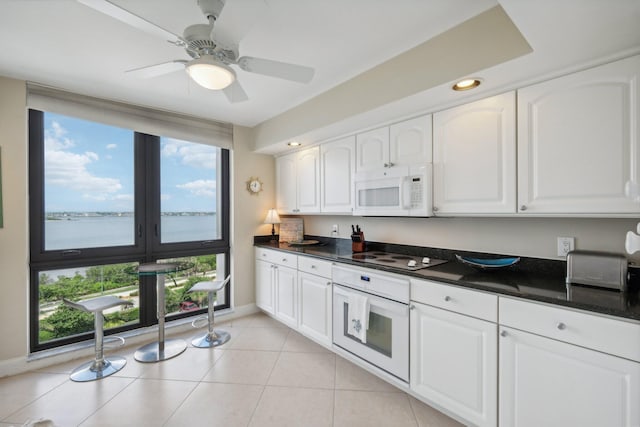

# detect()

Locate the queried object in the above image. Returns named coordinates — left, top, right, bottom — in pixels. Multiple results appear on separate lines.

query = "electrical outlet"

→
left=557, top=237, right=575, bottom=257
left=331, top=224, right=339, bottom=236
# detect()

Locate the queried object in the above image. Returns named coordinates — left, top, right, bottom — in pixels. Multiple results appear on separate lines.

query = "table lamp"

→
left=264, top=209, right=281, bottom=241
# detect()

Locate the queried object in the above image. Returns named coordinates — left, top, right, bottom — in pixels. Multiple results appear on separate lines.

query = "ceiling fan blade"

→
left=210, top=0, right=269, bottom=53
left=78, top=0, right=184, bottom=45
left=223, top=80, right=249, bottom=103
left=126, top=60, right=186, bottom=78
left=237, top=56, right=314, bottom=83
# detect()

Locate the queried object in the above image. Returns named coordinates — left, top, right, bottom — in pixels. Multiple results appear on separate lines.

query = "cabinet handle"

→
left=326, top=282, right=331, bottom=286
left=282, top=258, right=287, bottom=262
left=520, top=205, right=527, bottom=211
left=500, top=330, right=508, bottom=337
left=383, top=163, right=389, bottom=168
left=311, top=265, right=316, bottom=269
left=388, top=162, right=394, bottom=167
left=410, top=304, right=415, bottom=310
left=557, top=322, right=566, bottom=330
left=444, top=296, right=451, bottom=302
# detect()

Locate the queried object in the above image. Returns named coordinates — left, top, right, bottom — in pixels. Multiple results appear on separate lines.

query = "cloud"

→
left=176, top=179, right=216, bottom=198
left=106, top=143, right=117, bottom=150
left=162, top=138, right=217, bottom=169
left=45, top=121, right=123, bottom=200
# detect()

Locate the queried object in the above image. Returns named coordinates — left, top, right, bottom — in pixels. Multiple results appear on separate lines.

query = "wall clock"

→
left=246, top=177, right=263, bottom=195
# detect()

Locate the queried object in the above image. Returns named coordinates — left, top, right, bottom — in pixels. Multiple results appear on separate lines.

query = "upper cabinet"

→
left=433, top=91, right=516, bottom=215
left=356, top=115, right=432, bottom=172
left=276, top=147, right=320, bottom=214
left=320, top=136, right=355, bottom=213
left=517, top=55, right=640, bottom=215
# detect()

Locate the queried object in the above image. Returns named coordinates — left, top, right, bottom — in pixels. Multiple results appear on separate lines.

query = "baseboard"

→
left=0, top=303, right=259, bottom=379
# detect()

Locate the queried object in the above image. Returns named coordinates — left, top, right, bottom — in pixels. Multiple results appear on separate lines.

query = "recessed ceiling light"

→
left=288, top=141, right=301, bottom=147
left=452, top=78, right=482, bottom=91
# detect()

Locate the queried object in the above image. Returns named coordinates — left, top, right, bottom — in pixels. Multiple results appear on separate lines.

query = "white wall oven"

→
left=332, top=265, right=410, bottom=382
left=353, top=165, right=432, bottom=216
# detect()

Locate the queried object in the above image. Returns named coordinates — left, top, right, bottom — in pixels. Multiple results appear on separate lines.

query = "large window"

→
left=29, top=110, right=230, bottom=352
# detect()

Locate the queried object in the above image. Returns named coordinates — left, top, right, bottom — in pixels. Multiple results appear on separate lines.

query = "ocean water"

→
left=45, top=214, right=218, bottom=250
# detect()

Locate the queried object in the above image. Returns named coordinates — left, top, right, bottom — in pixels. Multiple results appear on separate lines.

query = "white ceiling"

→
left=1, top=0, right=639, bottom=130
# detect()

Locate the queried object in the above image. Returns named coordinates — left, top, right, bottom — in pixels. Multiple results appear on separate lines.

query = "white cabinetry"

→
left=255, top=248, right=298, bottom=328
left=433, top=91, right=516, bottom=214
left=320, top=136, right=355, bottom=213
left=410, top=279, right=498, bottom=427
left=356, top=115, right=432, bottom=172
left=276, top=147, right=320, bottom=214
left=517, top=55, right=640, bottom=214
left=499, top=297, right=640, bottom=427
left=297, top=257, right=333, bottom=347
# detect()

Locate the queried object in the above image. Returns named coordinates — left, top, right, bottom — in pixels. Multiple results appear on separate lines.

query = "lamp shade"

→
left=264, top=209, right=281, bottom=225
left=186, top=56, right=236, bottom=90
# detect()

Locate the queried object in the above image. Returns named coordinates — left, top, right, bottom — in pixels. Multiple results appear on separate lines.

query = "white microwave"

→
left=353, top=165, right=432, bottom=216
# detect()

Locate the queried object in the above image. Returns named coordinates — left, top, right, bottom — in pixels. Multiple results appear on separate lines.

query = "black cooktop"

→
left=338, top=251, right=448, bottom=271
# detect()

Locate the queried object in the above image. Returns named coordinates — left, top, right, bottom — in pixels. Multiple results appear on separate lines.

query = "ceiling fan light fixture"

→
left=186, top=56, right=235, bottom=90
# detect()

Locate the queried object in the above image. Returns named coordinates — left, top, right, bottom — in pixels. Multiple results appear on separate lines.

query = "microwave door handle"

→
left=402, top=177, right=412, bottom=209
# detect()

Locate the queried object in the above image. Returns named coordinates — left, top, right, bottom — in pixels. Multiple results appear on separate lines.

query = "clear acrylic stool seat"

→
left=188, top=275, right=231, bottom=348
left=63, top=295, right=133, bottom=382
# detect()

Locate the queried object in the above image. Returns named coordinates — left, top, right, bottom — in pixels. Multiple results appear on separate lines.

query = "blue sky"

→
left=44, top=112, right=218, bottom=212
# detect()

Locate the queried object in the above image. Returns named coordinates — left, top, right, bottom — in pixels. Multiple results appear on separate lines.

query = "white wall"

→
left=303, top=215, right=640, bottom=263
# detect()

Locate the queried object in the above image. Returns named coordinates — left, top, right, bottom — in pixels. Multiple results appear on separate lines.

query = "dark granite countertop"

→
left=255, top=236, right=640, bottom=322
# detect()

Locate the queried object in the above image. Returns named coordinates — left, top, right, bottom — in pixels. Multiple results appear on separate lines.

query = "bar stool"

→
left=63, top=295, right=133, bottom=382
left=188, top=275, right=231, bottom=348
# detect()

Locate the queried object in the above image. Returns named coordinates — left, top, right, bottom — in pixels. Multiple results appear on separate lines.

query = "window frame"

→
left=28, top=109, right=231, bottom=353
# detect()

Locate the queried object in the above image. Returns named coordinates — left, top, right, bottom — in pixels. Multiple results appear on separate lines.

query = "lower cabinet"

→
left=410, top=301, right=497, bottom=427
left=255, top=259, right=275, bottom=314
left=273, top=265, right=298, bottom=329
left=499, top=326, right=640, bottom=427
left=298, top=271, right=332, bottom=347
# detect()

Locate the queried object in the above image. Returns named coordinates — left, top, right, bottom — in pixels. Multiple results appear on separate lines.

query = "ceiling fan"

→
left=78, top=0, right=315, bottom=103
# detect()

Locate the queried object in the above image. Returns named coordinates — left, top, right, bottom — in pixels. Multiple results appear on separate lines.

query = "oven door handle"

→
left=333, top=285, right=408, bottom=315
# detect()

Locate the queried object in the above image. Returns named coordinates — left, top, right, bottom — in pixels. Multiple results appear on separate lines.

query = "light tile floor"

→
left=0, top=312, right=464, bottom=427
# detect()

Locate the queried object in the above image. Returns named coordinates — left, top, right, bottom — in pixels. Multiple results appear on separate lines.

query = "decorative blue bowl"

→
left=456, top=254, right=520, bottom=270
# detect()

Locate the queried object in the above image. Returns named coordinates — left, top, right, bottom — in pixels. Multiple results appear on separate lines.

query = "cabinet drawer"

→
left=500, top=296, right=640, bottom=362
left=411, top=278, right=497, bottom=322
left=255, top=247, right=298, bottom=268
left=298, top=256, right=332, bottom=278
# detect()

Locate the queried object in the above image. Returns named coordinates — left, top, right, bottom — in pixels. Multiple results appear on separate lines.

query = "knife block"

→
left=352, top=232, right=365, bottom=253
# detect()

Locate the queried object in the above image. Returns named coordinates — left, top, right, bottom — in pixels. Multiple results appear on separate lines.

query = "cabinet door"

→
left=274, top=265, right=298, bottom=328
left=499, top=326, right=640, bottom=427
left=297, top=271, right=332, bottom=347
left=296, top=147, right=321, bottom=213
left=517, top=55, right=640, bottom=214
left=390, top=114, right=433, bottom=167
left=356, top=127, right=389, bottom=172
left=410, top=302, right=497, bottom=427
left=276, top=153, right=298, bottom=213
left=433, top=92, right=516, bottom=214
left=255, top=260, right=275, bottom=314
left=321, top=136, right=355, bottom=213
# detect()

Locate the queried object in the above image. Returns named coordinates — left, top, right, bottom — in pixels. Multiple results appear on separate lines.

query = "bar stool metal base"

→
left=70, top=356, right=127, bottom=382
left=134, top=338, right=187, bottom=363
left=191, top=330, right=230, bottom=348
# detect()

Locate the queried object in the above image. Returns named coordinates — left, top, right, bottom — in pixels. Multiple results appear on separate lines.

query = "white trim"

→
left=26, top=83, right=233, bottom=150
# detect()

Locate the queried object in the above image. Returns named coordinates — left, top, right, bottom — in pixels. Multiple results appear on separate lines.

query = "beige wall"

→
left=303, top=215, right=640, bottom=263
left=231, top=125, right=275, bottom=307
left=0, top=76, right=29, bottom=362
